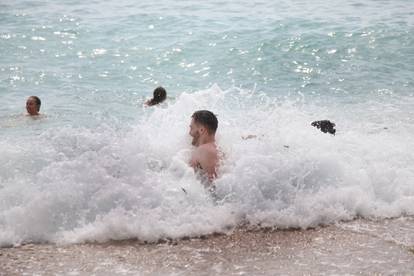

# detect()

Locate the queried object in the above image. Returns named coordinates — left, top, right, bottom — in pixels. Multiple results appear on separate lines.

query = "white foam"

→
left=1, top=86, right=413, bottom=246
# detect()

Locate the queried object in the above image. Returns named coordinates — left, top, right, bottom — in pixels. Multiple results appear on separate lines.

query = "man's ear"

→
left=199, top=126, right=206, bottom=134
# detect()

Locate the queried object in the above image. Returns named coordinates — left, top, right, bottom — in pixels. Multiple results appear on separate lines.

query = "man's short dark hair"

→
left=192, top=110, right=218, bottom=134
left=30, top=96, right=41, bottom=111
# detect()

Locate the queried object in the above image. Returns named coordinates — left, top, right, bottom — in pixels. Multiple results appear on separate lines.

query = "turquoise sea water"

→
left=0, top=0, right=413, bottom=246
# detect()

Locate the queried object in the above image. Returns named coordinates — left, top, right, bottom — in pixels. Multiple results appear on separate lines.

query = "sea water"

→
left=0, top=0, right=413, bottom=246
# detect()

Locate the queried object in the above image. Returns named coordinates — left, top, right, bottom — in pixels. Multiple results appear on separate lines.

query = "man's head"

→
left=26, top=96, right=41, bottom=116
left=189, top=110, right=218, bottom=146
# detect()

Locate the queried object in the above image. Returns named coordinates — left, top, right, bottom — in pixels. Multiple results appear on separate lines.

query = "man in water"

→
left=189, top=110, right=219, bottom=182
left=26, top=96, right=41, bottom=116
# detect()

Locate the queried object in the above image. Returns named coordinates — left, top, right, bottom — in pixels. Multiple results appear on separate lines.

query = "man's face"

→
left=26, top=97, right=39, bottom=115
left=189, top=118, right=202, bottom=146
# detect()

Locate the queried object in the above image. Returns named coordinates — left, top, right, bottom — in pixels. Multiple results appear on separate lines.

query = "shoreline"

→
left=1, top=217, right=414, bottom=275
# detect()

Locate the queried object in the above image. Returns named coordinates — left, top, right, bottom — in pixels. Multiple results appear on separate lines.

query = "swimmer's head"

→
left=26, top=96, right=41, bottom=116
left=147, top=86, right=167, bottom=106
left=191, top=110, right=218, bottom=135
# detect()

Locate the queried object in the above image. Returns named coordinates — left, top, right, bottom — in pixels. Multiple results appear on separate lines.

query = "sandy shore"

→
left=1, top=217, right=414, bottom=275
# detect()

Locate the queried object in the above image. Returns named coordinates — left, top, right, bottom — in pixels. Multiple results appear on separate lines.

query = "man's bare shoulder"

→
left=197, top=142, right=217, bottom=153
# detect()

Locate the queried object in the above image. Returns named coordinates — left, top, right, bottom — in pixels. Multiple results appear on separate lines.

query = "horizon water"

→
left=0, top=0, right=414, bottom=247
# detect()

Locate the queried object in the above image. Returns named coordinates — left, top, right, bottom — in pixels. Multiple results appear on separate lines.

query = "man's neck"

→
left=196, top=135, right=215, bottom=147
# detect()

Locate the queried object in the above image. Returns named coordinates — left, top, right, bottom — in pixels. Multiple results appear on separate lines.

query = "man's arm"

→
left=190, top=149, right=200, bottom=169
